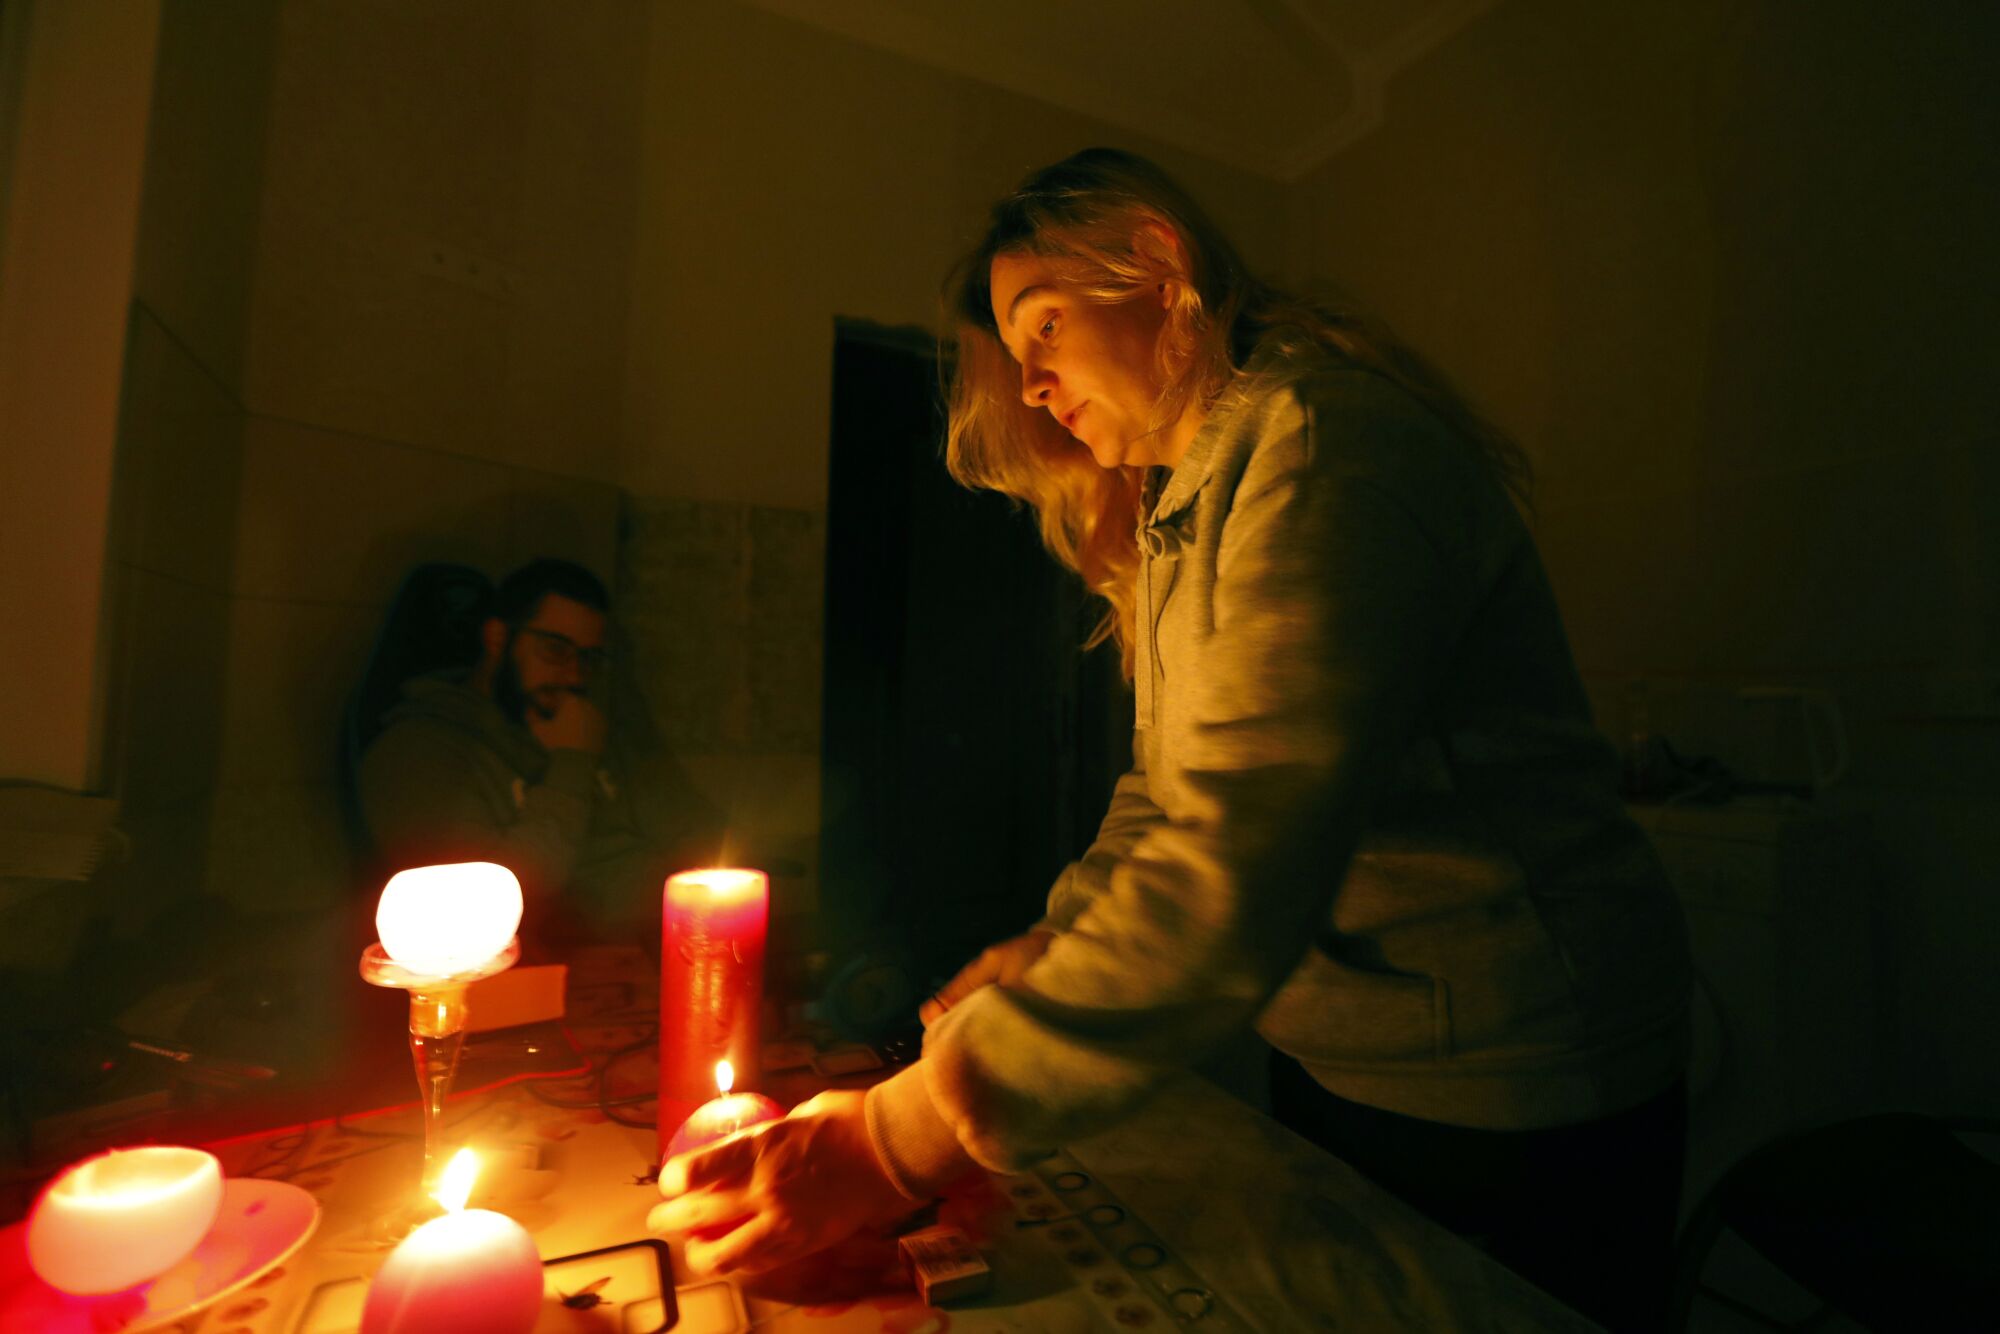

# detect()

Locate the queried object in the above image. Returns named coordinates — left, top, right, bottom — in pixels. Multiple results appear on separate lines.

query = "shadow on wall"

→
left=204, top=484, right=829, bottom=914
left=616, top=494, right=826, bottom=916
left=201, top=473, right=619, bottom=921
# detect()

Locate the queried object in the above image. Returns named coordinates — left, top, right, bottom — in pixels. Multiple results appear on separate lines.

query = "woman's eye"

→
left=1039, top=316, right=1057, bottom=340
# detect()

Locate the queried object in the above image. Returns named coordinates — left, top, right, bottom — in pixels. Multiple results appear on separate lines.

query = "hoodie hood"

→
left=382, top=671, right=550, bottom=780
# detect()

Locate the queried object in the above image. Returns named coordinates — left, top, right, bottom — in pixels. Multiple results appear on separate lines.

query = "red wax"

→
left=657, top=869, right=769, bottom=1159
left=664, top=1092, right=784, bottom=1161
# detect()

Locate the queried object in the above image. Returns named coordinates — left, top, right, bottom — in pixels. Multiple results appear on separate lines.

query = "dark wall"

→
left=819, top=325, right=1126, bottom=989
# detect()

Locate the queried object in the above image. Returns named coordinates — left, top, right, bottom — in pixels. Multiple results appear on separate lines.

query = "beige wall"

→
left=104, top=0, right=1290, bottom=923
left=57, top=1, right=1996, bottom=1101
left=0, top=0, right=159, bottom=793
left=614, top=0, right=1293, bottom=912
left=623, top=0, right=1293, bottom=510
left=100, top=0, right=278, bottom=940
left=211, top=0, right=645, bottom=913
left=1298, top=2, right=2000, bottom=1110
left=103, top=0, right=640, bottom=918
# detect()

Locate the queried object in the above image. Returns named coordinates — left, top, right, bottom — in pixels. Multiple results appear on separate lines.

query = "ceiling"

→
left=729, top=0, right=1496, bottom=181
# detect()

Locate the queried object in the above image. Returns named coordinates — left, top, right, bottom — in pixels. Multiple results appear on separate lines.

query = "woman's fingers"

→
left=647, top=1184, right=752, bottom=1237
left=924, top=941, right=1016, bottom=1024
left=681, top=1211, right=788, bottom=1278
left=923, top=931, right=1059, bottom=1026
left=925, top=957, right=995, bottom=1020
left=649, top=1088, right=913, bottom=1278
left=786, top=1090, right=839, bottom=1119
left=660, top=1130, right=761, bottom=1195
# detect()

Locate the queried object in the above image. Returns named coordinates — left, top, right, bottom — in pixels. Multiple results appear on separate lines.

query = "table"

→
left=170, top=1056, right=1595, bottom=1334
left=2, top=936, right=1603, bottom=1332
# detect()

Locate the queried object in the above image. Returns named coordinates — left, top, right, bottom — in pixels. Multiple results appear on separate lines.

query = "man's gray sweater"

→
left=358, top=674, right=718, bottom=934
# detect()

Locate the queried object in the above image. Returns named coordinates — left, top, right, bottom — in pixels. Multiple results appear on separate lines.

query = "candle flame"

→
left=715, top=1060, right=734, bottom=1095
left=433, top=1148, right=480, bottom=1213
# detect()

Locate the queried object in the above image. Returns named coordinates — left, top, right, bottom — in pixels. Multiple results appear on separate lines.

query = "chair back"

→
left=337, top=563, right=493, bottom=875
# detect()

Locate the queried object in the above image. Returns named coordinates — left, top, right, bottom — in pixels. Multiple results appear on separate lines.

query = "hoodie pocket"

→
left=1258, top=947, right=1452, bottom=1063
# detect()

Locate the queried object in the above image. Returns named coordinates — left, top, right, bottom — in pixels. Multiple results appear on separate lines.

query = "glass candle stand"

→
left=359, top=938, right=518, bottom=1239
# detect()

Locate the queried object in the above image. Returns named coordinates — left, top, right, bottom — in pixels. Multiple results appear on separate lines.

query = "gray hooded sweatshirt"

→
left=866, top=341, right=1692, bottom=1194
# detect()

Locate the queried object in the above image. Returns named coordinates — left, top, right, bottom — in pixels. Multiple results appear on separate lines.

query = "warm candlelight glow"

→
left=670, top=867, right=767, bottom=903
left=663, top=1088, right=784, bottom=1161
left=714, top=1060, right=734, bottom=1094
left=432, top=1149, right=479, bottom=1214
left=26, top=1146, right=224, bottom=1295
left=361, top=1146, right=540, bottom=1334
left=375, top=862, right=523, bottom=976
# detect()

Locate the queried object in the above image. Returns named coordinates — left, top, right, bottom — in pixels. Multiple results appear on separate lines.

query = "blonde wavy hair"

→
left=942, top=148, right=1532, bottom=678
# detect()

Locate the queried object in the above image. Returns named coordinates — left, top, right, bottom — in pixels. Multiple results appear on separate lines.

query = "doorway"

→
left=817, top=320, right=1130, bottom=989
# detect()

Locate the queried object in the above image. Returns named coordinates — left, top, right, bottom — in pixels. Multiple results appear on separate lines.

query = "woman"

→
left=651, top=149, right=1692, bottom=1330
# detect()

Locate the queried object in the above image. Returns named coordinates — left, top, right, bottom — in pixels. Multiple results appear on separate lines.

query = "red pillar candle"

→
left=657, top=868, right=769, bottom=1161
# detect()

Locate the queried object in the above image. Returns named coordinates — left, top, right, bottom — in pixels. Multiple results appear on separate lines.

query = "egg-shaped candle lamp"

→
left=360, top=1149, right=542, bottom=1334
left=376, top=861, right=523, bottom=977
left=26, top=1146, right=224, bottom=1295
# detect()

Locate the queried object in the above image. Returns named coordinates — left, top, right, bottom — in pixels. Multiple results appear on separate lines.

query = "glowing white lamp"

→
left=360, top=1149, right=541, bottom=1334
left=360, top=861, right=524, bottom=1238
left=375, top=861, right=523, bottom=977
left=26, top=1147, right=223, bottom=1295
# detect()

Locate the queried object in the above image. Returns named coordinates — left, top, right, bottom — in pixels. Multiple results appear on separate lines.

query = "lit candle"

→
left=657, top=867, right=769, bottom=1159
left=25, top=1146, right=223, bottom=1295
left=360, top=1149, right=542, bottom=1334
left=665, top=1061, right=784, bottom=1161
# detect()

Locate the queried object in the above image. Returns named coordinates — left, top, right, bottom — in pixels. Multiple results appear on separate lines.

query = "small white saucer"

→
left=0, top=1177, right=320, bottom=1333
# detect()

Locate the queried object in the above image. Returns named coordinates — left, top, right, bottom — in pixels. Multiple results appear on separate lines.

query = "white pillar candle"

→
left=26, top=1146, right=223, bottom=1295
left=360, top=1149, right=542, bottom=1334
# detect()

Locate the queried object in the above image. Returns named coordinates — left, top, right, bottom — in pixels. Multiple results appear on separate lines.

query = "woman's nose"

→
left=1020, top=360, right=1055, bottom=406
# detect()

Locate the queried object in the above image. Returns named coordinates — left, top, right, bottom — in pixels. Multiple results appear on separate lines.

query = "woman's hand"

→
left=919, top=928, right=1056, bottom=1027
left=646, top=1090, right=912, bottom=1278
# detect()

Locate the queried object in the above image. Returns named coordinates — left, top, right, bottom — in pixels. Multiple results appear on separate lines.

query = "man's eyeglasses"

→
left=518, top=627, right=610, bottom=675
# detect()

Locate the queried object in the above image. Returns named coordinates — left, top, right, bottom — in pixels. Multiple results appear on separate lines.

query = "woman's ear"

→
left=1135, top=221, right=1188, bottom=306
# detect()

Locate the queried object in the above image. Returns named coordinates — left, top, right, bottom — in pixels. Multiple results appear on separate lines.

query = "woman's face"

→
left=988, top=251, right=1179, bottom=470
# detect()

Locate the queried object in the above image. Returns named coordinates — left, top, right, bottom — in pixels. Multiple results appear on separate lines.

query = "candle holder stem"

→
left=407, top=983, right=470, bottom=1199
left=358, top=940, right=518, bottom=1244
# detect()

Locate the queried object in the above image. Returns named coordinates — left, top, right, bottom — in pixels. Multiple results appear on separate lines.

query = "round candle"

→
left=361, top=1149, right=541, bottom=1334
left=658, top=867, right=769, bottom=1159
left=376, top=861, right=523, bottom=977
left=665, top=1061, right=783, bottom=1161
left=26, top=1146, right=223, bottom=1295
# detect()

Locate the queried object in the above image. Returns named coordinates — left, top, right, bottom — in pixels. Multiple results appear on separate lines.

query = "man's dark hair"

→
left=493, top=558, right=609, bottom=625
